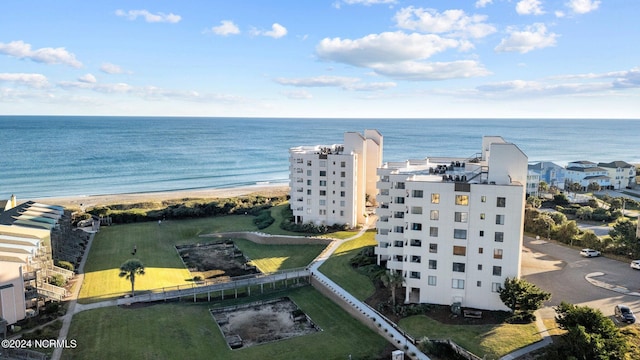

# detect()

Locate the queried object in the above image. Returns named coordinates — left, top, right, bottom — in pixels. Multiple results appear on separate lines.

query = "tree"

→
left=554, top=302, right=628, bottom=360
left=498, top=277, right=550, bottom=320
left=526, top=196, right=542, bottom=209
left=587, top=181, right=601, bottom=193
left=555, top=220, right=580, bottom=245
left=609, top=218, right=640, bottom=257
left=380, top=270, right=404, bottom=306
left=576, top=206, right=593, bottom=220
left=538, top=181, right=549, bottom=194
left=119, top=259, right=145, bottom=297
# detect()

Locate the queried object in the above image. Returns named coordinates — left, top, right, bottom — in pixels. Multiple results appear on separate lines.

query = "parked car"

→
left=631, top=260, right=640, bottom=270
left=614, top=304, right=636, bottom=324
left=580, top=248, right=601, bottom=257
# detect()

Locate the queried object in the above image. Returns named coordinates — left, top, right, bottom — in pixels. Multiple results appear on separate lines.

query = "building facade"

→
left=528, top=161, right=566, bottom=190
left=375, top=136, right=527, bottom=311
left=0, top=199, right=73, bottom=324
left=565, top=161, right=611, bottom=190
left=289, top=130, right=382, bottom=228
left=597, top=161, right=636, bottom=189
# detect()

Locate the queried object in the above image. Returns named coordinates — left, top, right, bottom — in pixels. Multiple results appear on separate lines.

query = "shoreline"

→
left=32, top=183, right=290, bottom=209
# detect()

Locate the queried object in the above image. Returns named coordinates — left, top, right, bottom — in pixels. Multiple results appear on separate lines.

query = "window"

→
left=497, top=197, right=506, bottom=207
left=410, top=239, right=422, bottom=247
left=428, top=276, right=437, bottom=286
left=307, top=179, right=312, bottom=185
left=340, top=161, right=346, bottom=167
left=319, top=180, right=327, bottom=186
left=453, top=246, right=466, bottom=256
left=455, top=195, right=469, bottom=205
left=411, top=223, right=422, bottom=231
left=495, top=232, right=504, bottom=242
left=394, top=226, right=404, bottom=234
left=411, top=255, right=421, bottom=263
left=319, top=190, right=326, bottom=196
left=429, top=243, right=438, bottom=253
left=431, top=193, right=440, bottom=204
left=395, top=197, right=405, bottom=204
left=478, top=247, right=484, bottom=254
left=340, top=181, right=345, bottom=187
left=428, top=260, right=437, bottom=269
left=394, top=211, right=404, bottom=219
left=341, top=171, right=346, bottom=178
left=319, top=160, right=327, bottom=167
left=496, top=214, right=505, bottom=225
left=481, top=195, right=486, bottom=202
left=319, top=170, right=327, bottom=176
left=307, top=170, right=312, bottom=176
left=494, top=249, right=503, bottom=259
left=479, top=230, right=484, bottom=237
left=452, top=279, right=465, bottom=289
left=430, top=210, right=439, bottom=220
left=340, top=191, right=345, bottom=197
left=319, top=209, right=326, bottom=215
left=492, top=282, right=502, bottom=292
left=452, top=263, right=466, bottom=272
left=480, top=213, right=485, bottom=220
left=307, top=160, right=312, bottom=166
left=410, top=271, right=420, bottom=279
left=429, top=227, right=438, bottom=237
left=478, top=264, right=483, bottom=270
left=396, top=182, right=405, bottom=189
left=453, top=229, right=467, bottom=239
left=412, top=190, right=424, bottom=198
left=340, top=201, right=345, bottom=207
left=477, top=281, right=482, bottom=287
left=411, top=206, right=423, bottom=214
left=307, top=189, right=312, bottom=195
left=393, top=240, right=404, bottom=247
left=454, top=212, right=468, bottom=223
left=319, top=200, right=326, bottom=206
left=493, top=266, right=502, bottom=276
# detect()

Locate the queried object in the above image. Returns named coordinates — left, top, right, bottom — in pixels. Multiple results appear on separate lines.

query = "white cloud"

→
left=0, top=73, right=49, bottom=88
left=100, top=63, right=128, bottom=74
left=516, top=0, right=545, bottom=15
left=78, top=74, right=97, bottom=83
left=371, top=60, right=491, bottom=81
left=566, top=0, right=600, bottom=14
left=495, top=23, right=558, bottom=53
left=211, top=20, right=240, bottom=36
left=282, top=90, right=313, bottom=99
left=252, top=23, right=288, bottom=38
left=317, top=31, right=459, bottom=67
left=475, top=0, right=493, bottom=8
left=0, top=40, right=82, bottom=68
left=274, top=75, right=396, bottom=91
left=115, top=9, right=181, bottom=23
left=394, top=7, right=496, bottom=39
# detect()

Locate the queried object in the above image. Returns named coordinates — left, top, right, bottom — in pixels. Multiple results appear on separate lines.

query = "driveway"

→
left=522, top=236, right=640, bottom=319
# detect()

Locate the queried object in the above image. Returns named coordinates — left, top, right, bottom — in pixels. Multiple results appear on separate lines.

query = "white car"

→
left=631, top=260, right=640, bottom=270
left=580, top=249, right=601, bottom=257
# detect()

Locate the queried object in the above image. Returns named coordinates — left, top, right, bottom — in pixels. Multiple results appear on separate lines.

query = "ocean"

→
left=1, top=116, right=638, bottom=199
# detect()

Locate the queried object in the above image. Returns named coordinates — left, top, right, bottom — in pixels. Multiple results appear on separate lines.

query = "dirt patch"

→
left=176, top=241, right=259, bottom=281
left=211, top=297, right=320, bottom=349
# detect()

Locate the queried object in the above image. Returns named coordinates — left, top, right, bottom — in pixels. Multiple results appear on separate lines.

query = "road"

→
left=522, top=235, right=640, bottom=320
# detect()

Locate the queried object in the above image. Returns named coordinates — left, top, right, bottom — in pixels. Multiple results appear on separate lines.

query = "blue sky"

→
left=1, top=0, right=638, bottom=118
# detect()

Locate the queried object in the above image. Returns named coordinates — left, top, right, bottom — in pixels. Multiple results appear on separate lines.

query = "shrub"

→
left=506, top=312, right=536, bottom=324
left=253, top=209, right=275, bottom=229
left=55, top=260, right=75, bottom=272
left=48, top=274, right=66, bottom=287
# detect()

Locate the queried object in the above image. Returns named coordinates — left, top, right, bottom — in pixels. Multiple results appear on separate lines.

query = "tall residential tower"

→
left=375, top=136, right=527, bottom=311
left=289, top=130, right=383, bottom=228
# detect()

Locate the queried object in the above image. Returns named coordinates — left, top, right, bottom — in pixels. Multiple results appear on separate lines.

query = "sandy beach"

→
left=32, top=183, right=290, bottom=209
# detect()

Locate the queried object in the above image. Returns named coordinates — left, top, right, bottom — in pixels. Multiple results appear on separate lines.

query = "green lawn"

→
left=65, top=287, right=387, bottom=360
left=400, top=315, right=541, bottom=359
left=78, top=215, right=325, bottom=302
left=318, top=229, right=377, bottom=301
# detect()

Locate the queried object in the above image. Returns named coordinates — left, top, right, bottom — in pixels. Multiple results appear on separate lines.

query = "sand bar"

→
left=32, top=183, right=290, bottom=209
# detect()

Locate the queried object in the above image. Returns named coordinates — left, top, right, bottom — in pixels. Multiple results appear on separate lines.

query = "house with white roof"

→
left=565, top=161, right=611, bottom=191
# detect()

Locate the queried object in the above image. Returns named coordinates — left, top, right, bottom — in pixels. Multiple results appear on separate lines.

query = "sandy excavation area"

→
left=213, top=298, right=319, bottom=349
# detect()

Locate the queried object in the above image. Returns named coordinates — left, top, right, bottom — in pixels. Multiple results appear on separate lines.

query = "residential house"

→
left=597, top=161, right=636, bottom=189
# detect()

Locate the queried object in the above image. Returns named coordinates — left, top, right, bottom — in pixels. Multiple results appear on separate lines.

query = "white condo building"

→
left=375, top=136, right=528, bottom=311
left=289, top=130, right=383, bottom=228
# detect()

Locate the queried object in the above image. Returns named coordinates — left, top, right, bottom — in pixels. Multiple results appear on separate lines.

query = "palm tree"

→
left=380, top=270, right=404, bottom=306
left=119, top=259, right=145, bottom=297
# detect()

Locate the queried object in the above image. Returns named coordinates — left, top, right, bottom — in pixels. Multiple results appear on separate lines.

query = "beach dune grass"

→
left=78, top=215, right=326, bottom=302
left=65, top=287, right=387, bottom=360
